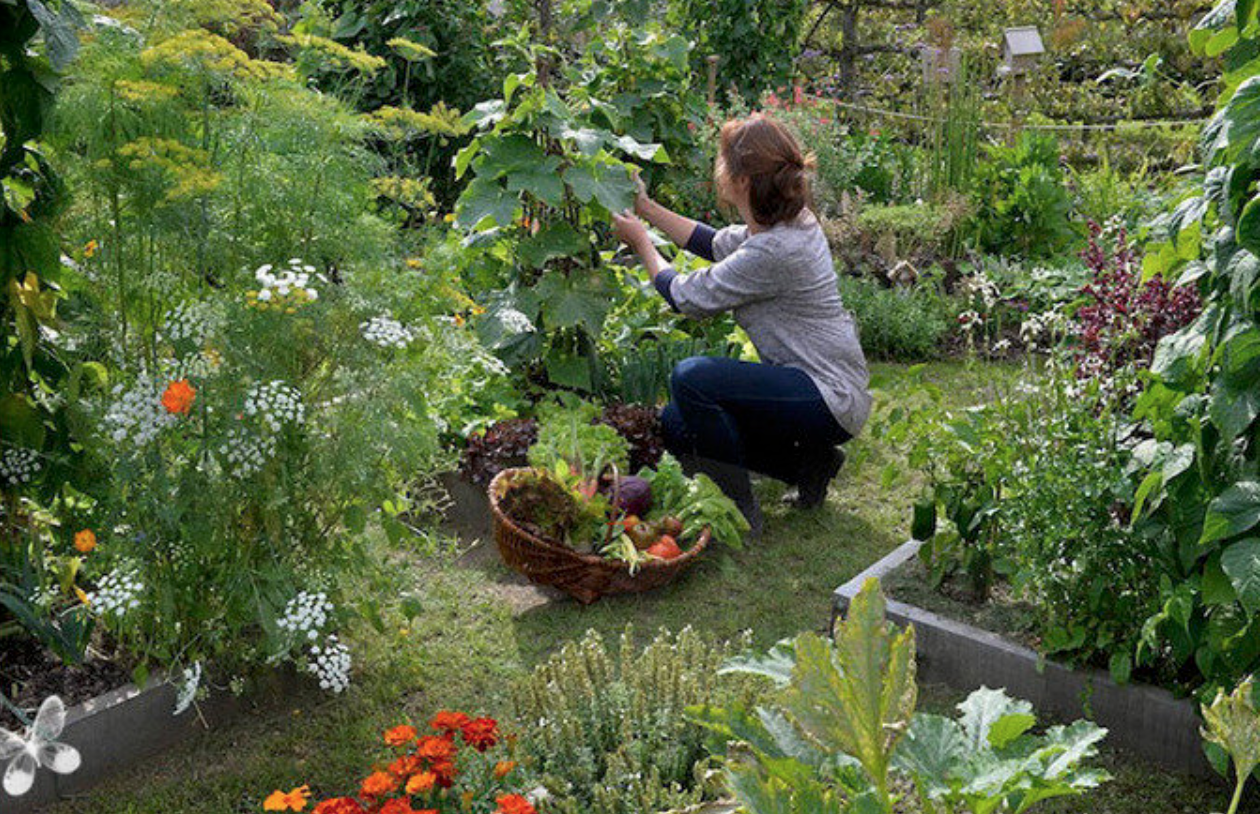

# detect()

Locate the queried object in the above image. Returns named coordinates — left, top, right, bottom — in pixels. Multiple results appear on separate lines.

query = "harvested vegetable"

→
left=646, top=535, right=682, bottom=560
left=612, top=474, right=653, bottom=517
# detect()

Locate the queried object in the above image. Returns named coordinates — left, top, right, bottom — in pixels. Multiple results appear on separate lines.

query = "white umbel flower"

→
left=276, top=590, right=334, bottom=642
left=103, top=373, right=175, bottom=447
left=0, top=448, right=40, bottom=486
left=88, top=568, right=144, bottom=619
left=306, top=635, right=351, bottom=694
left=360, top=315, right=415, bottom=349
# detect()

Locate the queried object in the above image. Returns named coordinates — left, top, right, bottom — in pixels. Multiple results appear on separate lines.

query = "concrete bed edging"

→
left=9, top=669, right=302, bottom=812
left=831, top=539, right=1211, bottom=777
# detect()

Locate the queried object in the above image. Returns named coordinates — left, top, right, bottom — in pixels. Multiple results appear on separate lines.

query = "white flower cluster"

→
left=276, top=590, right=334, bottom=642
left=159, top=300, right=219, bottom=347
left=88, top=568, right=144, bottom=619
left=173, top=661, right=202, bottom=716
left=0, top=447, right=40, bottom=486
left=244, top=381, right=305, bottom=432
left=307, top=635, right=351, bottom=693
left=218, top=425, right=277, bottom=478
left=960, top=271, right=1000, bottom=310
left=104, top=373, right=174, bottom=446
left=360, top=315, right=415, bottom=349
left=247, top=259, right=320, bottom=311
left=498, top=307, right=535, bottom=334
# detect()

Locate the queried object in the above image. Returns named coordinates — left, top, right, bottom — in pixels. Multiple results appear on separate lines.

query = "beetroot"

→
left=613, top=475, right=652, bottom=517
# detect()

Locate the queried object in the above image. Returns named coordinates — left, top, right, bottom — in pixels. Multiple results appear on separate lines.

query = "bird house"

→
left=1000, top=26, right=1044, bottom=75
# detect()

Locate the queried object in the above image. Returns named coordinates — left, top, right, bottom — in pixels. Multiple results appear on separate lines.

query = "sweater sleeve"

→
left=665, top=241, right=779, bottom=318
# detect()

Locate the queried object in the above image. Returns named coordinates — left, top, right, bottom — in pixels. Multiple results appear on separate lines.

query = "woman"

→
left=612, top=113, right=871, bottom=537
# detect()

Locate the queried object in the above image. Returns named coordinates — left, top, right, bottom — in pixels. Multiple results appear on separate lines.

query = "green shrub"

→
left=972, top=131, right=1074, bottom=259
left=511, top=626, right=760, bottom=814
left=838, top=275, right=958, bottom=362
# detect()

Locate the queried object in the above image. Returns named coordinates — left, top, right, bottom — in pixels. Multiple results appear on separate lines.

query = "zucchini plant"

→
left=453, top=24, right=671, bottom=392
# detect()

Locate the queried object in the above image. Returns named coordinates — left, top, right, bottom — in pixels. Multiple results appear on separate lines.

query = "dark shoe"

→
left=792, top=446, right=845, bottom=509
left=676, top=452, right=764, bottom=539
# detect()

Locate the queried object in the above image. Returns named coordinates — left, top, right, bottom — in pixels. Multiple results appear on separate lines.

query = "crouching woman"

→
left=612, top=113, right=871, bottom=536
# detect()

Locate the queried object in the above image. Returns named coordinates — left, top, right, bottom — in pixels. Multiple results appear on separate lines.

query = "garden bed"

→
left=831, top=539, right=1212, bottom=777
left=0, top=637, right=130, bottom=731
left=6, top=667, right=303, bottom=813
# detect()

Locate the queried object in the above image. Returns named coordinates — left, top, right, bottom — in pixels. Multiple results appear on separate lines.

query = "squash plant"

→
left=1129, top=0, right=1260, bottom=702
left=453, top=24, right=671, bottom=392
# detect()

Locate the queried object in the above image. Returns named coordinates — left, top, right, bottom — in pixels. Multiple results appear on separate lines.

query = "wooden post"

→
left=706, top=54, right=720, bottom=107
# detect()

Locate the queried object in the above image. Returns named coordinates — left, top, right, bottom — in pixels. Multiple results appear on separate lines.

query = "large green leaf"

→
left=0, top=394, right=45, bottom=447
left=957, top=686, right=1035, bottom=750
left=1202, top=481, right=1260, bottom=545
left=455, top=176, right=518, bottom=230
left=534, top=269, right=615, bottom=335
left=720, top=637, right=798, bottom=687
left=1201, top=677, right=1260, bottom=789
left=1205, top=75, right=1260, bottom=163
left=516, top=222, right=586, bottom=269
left=1221, top=538, right=1260, bottom=615
left=478, top=134, right=548, bottom=179
left=563, top=162, right=635, bottom=213
left=893, top=714, right=967, bottom=798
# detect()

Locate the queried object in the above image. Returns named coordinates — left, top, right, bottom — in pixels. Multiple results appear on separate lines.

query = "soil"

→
left=0, top=635, right=131, bottom=730
left=881, top=556, right=1043, bottom=651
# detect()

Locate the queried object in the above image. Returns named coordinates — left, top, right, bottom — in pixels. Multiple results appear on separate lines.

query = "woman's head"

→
left=715, top=113, right=814, bottom=227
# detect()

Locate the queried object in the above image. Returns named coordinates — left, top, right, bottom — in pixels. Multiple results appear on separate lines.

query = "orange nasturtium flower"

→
left=74, top=529, right=97, bottom=554
left=493, top=760, right=516, bottom=779
left=384, top=724, right=418, bottom=747
left=495, top=794, right=537, bottom=814
left=360, top=771, right=398, bottom=798
left=264, top=785, right=311, bottom=811
left=162, top=379, right=197, bottom=415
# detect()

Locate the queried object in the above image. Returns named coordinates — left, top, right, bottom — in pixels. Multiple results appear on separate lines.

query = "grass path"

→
left=44, top=362, right=1229, bottom=814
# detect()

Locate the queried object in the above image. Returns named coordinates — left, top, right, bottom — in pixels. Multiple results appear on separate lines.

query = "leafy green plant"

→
left=511, top=626, right=760, bottom=814
left=690, top=579, right=1108, bottom=814
left=1125, top=0, right=1260, bottom=701
left=1201, top=676, right=1260, bottom=814
left=972, top=131, right=1075, bottom=259
left=642, top=453, right=749, bottom=549
left=896, top=688, right=1109, bottom=813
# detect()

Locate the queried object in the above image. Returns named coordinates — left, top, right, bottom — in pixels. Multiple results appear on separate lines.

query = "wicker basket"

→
left=488, top=467, right=711, bottom=604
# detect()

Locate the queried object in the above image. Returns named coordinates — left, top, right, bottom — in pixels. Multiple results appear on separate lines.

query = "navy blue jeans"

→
left=660, top=356, right=851, bottom=484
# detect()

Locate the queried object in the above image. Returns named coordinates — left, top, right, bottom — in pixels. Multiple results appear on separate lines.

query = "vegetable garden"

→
left=2, top=0, right=1260, bottom=812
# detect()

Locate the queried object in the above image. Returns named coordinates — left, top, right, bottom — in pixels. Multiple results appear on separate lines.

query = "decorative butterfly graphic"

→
left=0, top=696, right=82, bottom=797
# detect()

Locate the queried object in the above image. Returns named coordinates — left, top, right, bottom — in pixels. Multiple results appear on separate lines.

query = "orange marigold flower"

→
left=404, top=770, right=436, bottom=794
left=388, top=754, right=421, bottom=778
left=84, top=240, right=99, bottom=258
left=378, top=800, right=416, bottom=814
left=415, top=735, right=456, bottom=763
left=384, top=725, right=418, bottom=747
left=360, top=770, right=399, bottom=798
left=429, top=710, right=469, bottom=736
left=493, top=760, right=516, bottom=779
left=264, top=785, right=311, bottom=811
left=460, top=717, right=499, bottom=752
left=161, top=379, right=196, bottom=415
left=74, top=529, right=97, bottom=554
left=312, top=799, right=365, bottom=814
left=495, top=794, right=536, bottom=814
left=431, top=760, right=457, bottom=789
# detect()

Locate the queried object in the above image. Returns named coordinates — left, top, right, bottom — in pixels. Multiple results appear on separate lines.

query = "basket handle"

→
left=600, top=461, right=621, bottom=550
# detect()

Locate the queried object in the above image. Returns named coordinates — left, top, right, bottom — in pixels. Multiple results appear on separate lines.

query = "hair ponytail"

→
left=716, top=114, right=814, bottom=227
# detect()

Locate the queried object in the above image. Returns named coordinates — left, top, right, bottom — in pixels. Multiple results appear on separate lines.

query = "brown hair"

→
left=715, top=113, right=815, bottom=227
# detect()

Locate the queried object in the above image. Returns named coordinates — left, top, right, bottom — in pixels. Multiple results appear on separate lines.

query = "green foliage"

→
left=528, top=399, right=630, bottom=477
left=668, top=0, right=809, bottom=105
left=692, top=580, right=1107, bottom=814
left=973, top=132, right=1075, bottom=259
left=510, top=626, right=760, bottom=814
left=1201, top=676, right=1260, bottom=814
left=642, top=453, right=749, bottom=549
left=896, top=688, right=1110, bottom=813
left=1126, top=0, right=1260, bottom=701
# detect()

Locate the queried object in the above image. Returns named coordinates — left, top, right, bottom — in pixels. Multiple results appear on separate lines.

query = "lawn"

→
left=41, top=361, right=1231, bottom=814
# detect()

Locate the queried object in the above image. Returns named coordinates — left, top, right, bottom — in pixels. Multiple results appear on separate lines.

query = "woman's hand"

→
left=631, top=170, right=650, bottom=216
left=613, top=210, right=650, bottom=253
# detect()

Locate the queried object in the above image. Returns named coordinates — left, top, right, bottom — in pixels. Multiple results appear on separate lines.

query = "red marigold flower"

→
left=384, top=725, right=418, bottom=747
left=460, top=717, right=499, bottom=752
left=431, top=759, right=458, bottom=789
left=429, top=710, right=470, bottom=735
left=416, top=735, right=457, bottom=763
left=360, top=770, right=399, bottom=798
left=313, top=799, right=366, bottom=814
left=162, top=379, right=196, bottom=415
left=495, top=794, right=537, bottom=814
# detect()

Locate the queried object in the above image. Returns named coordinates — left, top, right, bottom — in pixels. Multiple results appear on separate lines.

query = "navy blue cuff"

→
left=685, top=223, right=717, bottom=261
left=654, top=268, right=680, bottom=311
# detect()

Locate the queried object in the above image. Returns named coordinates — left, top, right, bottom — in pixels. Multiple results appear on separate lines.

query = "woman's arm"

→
left=635, top=195, right=698, bottom=249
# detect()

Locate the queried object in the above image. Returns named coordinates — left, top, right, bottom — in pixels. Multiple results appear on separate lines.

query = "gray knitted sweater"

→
left=654, top=214, right=872, bottom=437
